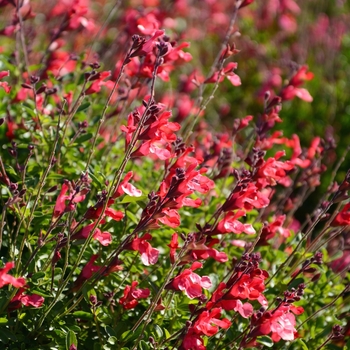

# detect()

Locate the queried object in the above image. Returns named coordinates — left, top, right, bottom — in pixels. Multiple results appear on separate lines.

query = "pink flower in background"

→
left=0, top=70, right=10, bottom=93
left=0, top=262, right=26, bottom=289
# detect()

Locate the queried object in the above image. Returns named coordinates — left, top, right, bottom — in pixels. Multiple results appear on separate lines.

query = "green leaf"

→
left=77, top=102, right=91, bottom=112
left=120, top=195, right=147, bottom=204
left=139, top=340, right=150, bottom=350
left=30, top=272, right=46, bottom=282
left=294, top=339, right=309, bottom=350
left=107, top=336, right=117, bottom=345
left=152, top=324, right=163, bottom=339
left=65, top=330, right=77, bottom=350
left=105, top=326, right=117, bottom=338
left=256, top=335, right=274, bottom=347
left=75, top=132, right=93, bottom=144
left=0, top=318, right=8, bottom=325
left=30, top=288, right=53, bottom=298
left=72, top=311, right=93, bottom=321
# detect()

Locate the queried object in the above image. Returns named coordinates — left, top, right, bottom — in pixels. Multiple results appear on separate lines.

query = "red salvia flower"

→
left=119, top=281, right=150, bottom=309
left=0, top=262, right=26, bottom=289
left=10, top=288, right=44, bottom=309
left=53, top=180, right=87, bottom=218
left=167, top=262, right=212, bottom=299
left=0, top=70, right=10, bottom=93
left=127, top=233, right=159, bottom=266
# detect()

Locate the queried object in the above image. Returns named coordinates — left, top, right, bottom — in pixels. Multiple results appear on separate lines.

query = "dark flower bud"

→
left=302, top=259, right=310, bottom=267
left=45, top=87, right=57, bottom=96
left=21, top=83, right=33, bottom=89
left=30, top=75, right=40, bottom=84
left=90, top=62, right=100, bottom=69
left=0, top=118, right=4, bottom=126
left=89, top=295, right=97, bottom=305
left=180, top=232, right=187, bottom=241
left=311, top=273, right=321, bottom=282
left=186, top=321, right=192, bottom=328
left=157, top=41, right=169, bottom=57
left=28, top=144, right=34, bottom=151
left=36, top=84, right=47, bottom=94
left=9, top=183, right=18, bottom=192
left=19, top=189, right=26, bottom=197
left=8, top=147, right=17, bottom=158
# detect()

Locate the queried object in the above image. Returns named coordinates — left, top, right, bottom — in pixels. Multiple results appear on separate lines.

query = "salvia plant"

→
left=0, top=0, right=349, bottom=349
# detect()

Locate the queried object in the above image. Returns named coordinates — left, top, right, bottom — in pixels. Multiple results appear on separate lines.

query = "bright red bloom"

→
left=183, top=238, right=228, bottom=263
left=168, top=262, right=212, bottom=299
left=157, top=209, right=181, bottom=228
left=222, top=182, right=270, bottom=212
left=0, top=262, right=26, bottom=289
left=113, top=171, right=142, bottom=198
left=0, top=70, right=10, bottom=93
left=10, top=288, right=44, bottom=309
left=249, top=305, right=303, bottom=343
left=217, top=210, right=256, bottom=235
left=128, top=233, right=159, bottom=266
left=119, top=281, right=150, bottom=309
left=280, top=66, right=314, bottom=102
left=229, top=270, right=269, bottom=306
left=73, top=222, right=113, bottom=246
left=53, top=181, right=87, bottom=218
left=331, top=203, right=350, bottom=226
left=85, top=71, right=111, bottom=95
left=182, top=308, right=231, bottom=350
left=256, top=151, right=294, bottom=188
left=206, top=282, right=253, bottom=318
left=205, top=62, right=241, bottom=86
left=168, top=233, right=179, bottom=264
left=258, top=215, right=291, bottom=245
left=72, top=254, right=101, bottom=292
left=193, top=308, right=231, bottom=336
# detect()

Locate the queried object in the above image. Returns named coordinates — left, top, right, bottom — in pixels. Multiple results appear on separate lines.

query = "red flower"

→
left=182, top=308, right=231, bottom=350
left=72, top=254, right=100, bottom=292
left=168, top=233, right=179, bottom=264
left=73, top=222, right=113, bottom=246
left=229, top=271, right=268, bottom=306
left=332, top=203, right=350, bottom=226
left=10, top=288, right=44, bottom=309
left=193, top=308, right=231, bottom=336
left=0, top=262, right=26, bottom=289
left=119, top=281, right=150, bottom=309
left=255, top=151, right=294, bottom=188
left=258, top=215, right=291, bottom=245
left=128, top=233, right=159, bottom=266
left=168, top=262, right=212, bottom=299
left=205, top=62, right=241, bottom=86
left=206, top=282, right=253, bottom=318
left=85, top=71, right=111, bottom=95
left=0, top=70, right=10, bottom=93
left=183, top=238, right=228, bottom=263
left=53, top=181, right=87, bottom=218
left=217, top=210, right=256, bottom=235
left=280, top=66, right=314, bottom=102
left=113, top=171, right=142, bottom=198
